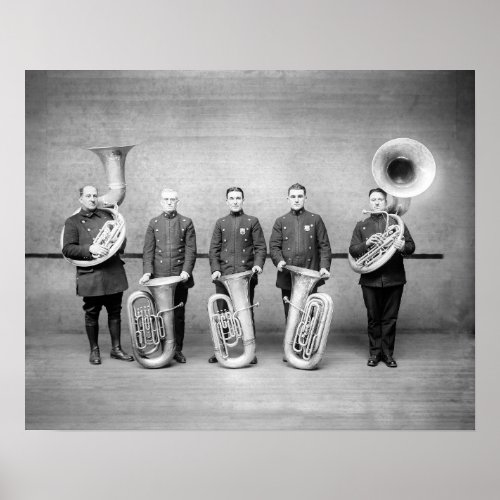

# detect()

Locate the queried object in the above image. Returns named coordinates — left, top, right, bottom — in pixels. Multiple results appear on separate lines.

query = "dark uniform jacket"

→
left=209, top=211, right=266, bottom=278
left=349, top=213, right=415, bottom=287
left=269, top=208, right=332, bottom=290
left=142, top=211, right=197, bottom=288
left=62, top=208, right=128, bottom=297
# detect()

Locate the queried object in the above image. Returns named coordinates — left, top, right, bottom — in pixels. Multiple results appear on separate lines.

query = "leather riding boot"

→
left=85, top=324, right=101, bottom=364
left=108, top=319, right=134, bottom=361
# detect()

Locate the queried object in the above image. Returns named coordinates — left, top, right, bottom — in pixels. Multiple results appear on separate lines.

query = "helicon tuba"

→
left=348, top=138, right=436, bottom=274
left=207, top=270, right=258, bottom=368
left=127, top=276, right=184, bottom=369
left=60, top=144, right=135, bottom=268
left=282, top=265, right=334, bottom=370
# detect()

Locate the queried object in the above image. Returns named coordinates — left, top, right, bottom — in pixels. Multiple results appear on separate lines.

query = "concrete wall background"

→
left=25, top=70, right=474, bottom=334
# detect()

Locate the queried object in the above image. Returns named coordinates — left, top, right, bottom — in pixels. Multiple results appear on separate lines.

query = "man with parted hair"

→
left=269, top=182, right=332, bottom=322
left=349, top=187, right=415, bottom=368
left=62, top=185, right=133, bottom=365
left=140, top=188, right=197, bottom=364
left=208, top=186, right=267, bottom=364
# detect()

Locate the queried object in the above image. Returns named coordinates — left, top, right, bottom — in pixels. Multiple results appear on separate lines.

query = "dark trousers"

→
left=82, top=292, right=123, bottom=326
left=280, top=285, right=318, bottom=321
left=173, top=282, right=189, bottom=351
left=215, top=276, right=257, bottom=332
left=361, top=285, right=404, bottom=357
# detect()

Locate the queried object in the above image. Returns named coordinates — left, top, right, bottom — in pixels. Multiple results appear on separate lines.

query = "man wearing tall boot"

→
left=208, top=187, right=267, bottom=364
left=62, top=185, right=133, bottom=365
left=139, top=187, right=197, bottom=363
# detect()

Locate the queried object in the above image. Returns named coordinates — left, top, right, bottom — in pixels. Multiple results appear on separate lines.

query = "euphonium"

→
left=283, top=265, right=334, bottom=370
left=349, top=138, right=436, bottom=274
left=60, top=144, right=134, bottom=268
left=127, top=276, right=184, bottom=369
left=207, top=271, right=258, bottom=368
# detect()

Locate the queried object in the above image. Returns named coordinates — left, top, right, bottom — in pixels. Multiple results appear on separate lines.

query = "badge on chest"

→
left=240, top=228, right=246, bottom=235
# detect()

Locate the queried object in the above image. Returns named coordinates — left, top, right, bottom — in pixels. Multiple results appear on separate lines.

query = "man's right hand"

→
left=211, top=271, right=221, bottom=281
left=89, top=244, right=109, bottom=258
left=277, top=260, right=287, bottom=272
left=366, top=233, right=384, bottom=247
left=139, top=273, right=152, bottom=285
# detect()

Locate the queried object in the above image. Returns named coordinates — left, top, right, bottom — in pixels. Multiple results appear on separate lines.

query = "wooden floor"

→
left=25, top=329, right=474, bottom=430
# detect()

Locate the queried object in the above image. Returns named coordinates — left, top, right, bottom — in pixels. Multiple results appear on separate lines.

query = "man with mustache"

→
left=62, top=185, right=133, bottom=365
left=139, top=188, right=197, bottom=364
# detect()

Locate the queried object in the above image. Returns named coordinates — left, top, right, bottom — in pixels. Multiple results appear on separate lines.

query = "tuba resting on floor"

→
left=283, top=265, right=334, bottom=370
left=207, top=271, right=258, bottom=368
left=127, top=276, right=184, bottom=369
left=61, top=145, right=135, bottom=268
left=349, top=138, right=436, bottom=274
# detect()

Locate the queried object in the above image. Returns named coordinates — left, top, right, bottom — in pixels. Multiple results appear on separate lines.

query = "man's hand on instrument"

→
left=89, top=243, right=109, bottom=258
left=211, top=271, right=221, bottom=281
left=252, top=265, right=262, bottom=274
left=319, top=268, right=330, bottom=279
left=393, top=238, right=405, bottom=251
left=277, top=260, right=287, bottom=272
left=139, top=273, right=151, bottom=285
left=180, top=271, right=190, bottom=282
left=366, top=233, right=384, bottom=247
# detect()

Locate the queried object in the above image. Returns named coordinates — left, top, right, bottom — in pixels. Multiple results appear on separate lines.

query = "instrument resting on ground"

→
left=348, top=138, right=436, bottom=274
left=61, top=144, right=134, bottom=267
left=207, top=270, right=258, bottom=368
left=282, top=265, right=333, bottom=370
left=127, top=276, right=184, bottom=369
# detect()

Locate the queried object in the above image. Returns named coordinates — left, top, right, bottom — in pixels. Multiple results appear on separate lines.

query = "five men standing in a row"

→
left=63, top=183, right=413, bottom=368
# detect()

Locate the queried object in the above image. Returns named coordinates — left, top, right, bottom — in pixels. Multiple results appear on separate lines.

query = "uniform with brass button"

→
left=62, top=184, right=133, bottom=365
left=207, top=187, right=266, bottom=366
left=133, top=188, right=197, bottom=366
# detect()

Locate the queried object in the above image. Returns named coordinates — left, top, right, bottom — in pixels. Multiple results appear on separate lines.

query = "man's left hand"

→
left=319, top=268, right=330, bottom=279
left=252, top=265, right=262, bottom=274
left=180, top=271, right=190, bottom=282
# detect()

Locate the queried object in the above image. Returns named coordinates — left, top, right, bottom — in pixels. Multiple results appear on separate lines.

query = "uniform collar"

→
left=80, top=208, right=101, bottom=218
left=229, top=210, right=244, bottom=217
left=290, top=208, right=305, bottom=216
left=163, top=210, right=177, bottom=219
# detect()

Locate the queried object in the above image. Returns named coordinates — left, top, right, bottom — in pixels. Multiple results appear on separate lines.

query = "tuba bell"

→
left=207, top=271, right=258, bottom=368
left=349, top=138, right=436, bottom=274
left=282, top=265, right=334, bottom=370
left=127, top=276, right=184, bottom=369
left=60, top=144, right=135, bottom=268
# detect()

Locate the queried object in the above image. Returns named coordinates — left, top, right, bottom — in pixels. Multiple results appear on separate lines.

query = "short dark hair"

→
left=288, top=183, right=306, bottom=195
left=226, top=186, right=244, bottom=198
left=79, top=185, right=98, bottom=196
left=369, top=188, right=387, bottom=199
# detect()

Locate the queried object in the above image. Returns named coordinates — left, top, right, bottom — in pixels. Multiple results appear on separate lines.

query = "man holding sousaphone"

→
left=138, top=188, right=197, bottom=364
left=349, top=188, right=415, bottom=368
left=62, top=185, right=133, bottom=365
left=207, top=186, right=267, bottom=365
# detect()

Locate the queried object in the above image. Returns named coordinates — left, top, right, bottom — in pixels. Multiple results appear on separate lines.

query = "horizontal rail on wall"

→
left=25, top=253, right=444, bottom=259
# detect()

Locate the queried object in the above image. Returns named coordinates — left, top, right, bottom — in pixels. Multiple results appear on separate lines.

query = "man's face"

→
left=369, top=191, right=388, bottom=212
left=161, top=191, right=179, bottom=213
left=226, top=191, right=244, bottom=212
left=287, top=189, right=306, bottom=211
left=79, top=186, right=98, bottom=211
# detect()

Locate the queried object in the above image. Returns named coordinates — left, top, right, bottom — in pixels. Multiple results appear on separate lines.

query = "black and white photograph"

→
left=4, top=1, right=500, bottom=499
left=25, top=69, right=474, bottom=431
